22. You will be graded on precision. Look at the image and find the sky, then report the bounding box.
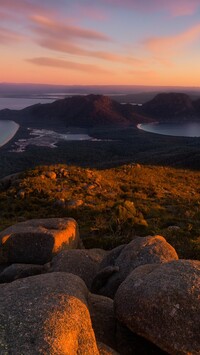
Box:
[0,0,200,86]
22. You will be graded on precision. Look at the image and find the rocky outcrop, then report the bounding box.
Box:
[92,235,178,298]
[0,218,80,264]
[0,272,99,354]
[0,215,199,355]
[114,260,200,354]
[50,248,107,289]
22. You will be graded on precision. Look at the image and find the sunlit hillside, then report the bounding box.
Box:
[1,164,199,260]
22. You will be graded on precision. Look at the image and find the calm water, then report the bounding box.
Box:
[0,120,19,147]
[0,96,59,148]
[0,97,55,110]
[138,122,200,137]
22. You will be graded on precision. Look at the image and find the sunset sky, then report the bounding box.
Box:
[1,0,200,86]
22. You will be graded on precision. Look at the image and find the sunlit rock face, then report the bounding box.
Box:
[0,272,99,354]
[0,218,80,264]
[114,260,200,355]
[91,235,178,298]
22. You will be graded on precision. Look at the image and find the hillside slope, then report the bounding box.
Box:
[0,95,149,128]
[0,164,199,260]
[141,93,200,120]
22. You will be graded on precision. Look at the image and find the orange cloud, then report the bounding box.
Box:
[31,15,111,42]
[143,24,200,56]
[37,37,142,65]
[27,57,111,74]
[0,27,24,44]
[30,15,142,66]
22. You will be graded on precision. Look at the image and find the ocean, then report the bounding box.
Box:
[0,97,55,148]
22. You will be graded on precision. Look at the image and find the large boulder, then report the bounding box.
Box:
[50,248,107,289]
[0,218,80,264]
[0,263,46,283]
[92,236,178,298]
[116,321,167,355]
[0,272,99,354]
[88,293,116,350]
[115,260,200,355]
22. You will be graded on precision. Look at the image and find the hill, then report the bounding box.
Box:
[0,94,149,128]
[141,92,200,120]
[0,163,199,260]
[1,93,200,128]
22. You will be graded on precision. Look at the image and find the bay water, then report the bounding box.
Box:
[0,120,19,147]
[138,122,200,137]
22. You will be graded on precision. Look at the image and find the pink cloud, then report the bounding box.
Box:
[26,57,111,74]
[143,24,200,55]
[0,26,24,44]
[0,11,14,21]
[31,15,111,42]
[38,37,142,65]
[30,15,142,65]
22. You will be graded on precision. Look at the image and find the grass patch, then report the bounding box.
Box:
[0,163,200,260]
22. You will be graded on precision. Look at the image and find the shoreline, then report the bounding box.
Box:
[0,121,20,148]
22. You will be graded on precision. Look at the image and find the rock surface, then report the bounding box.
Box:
[88,293,116,350]
[0,263,46,283]
[97,342,119,355]
[92,235,178,298]
[0,272,99,354]
[116,317,167,354]
[115,260,200,355]
[0,218,80,264]
[50,248,107,289]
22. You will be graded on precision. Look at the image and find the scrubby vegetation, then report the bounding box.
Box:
[0,164,199,260]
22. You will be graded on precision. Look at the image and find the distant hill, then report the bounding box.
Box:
[1,93,200,128]
[141,93,200,120]
[0,94,149,128]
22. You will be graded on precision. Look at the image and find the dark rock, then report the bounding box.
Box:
[97,342,119,355]
[116,321,167,355]
[115,260,200,355]
[93,235,178,298]
[88,293,116,350]
[0,263,45,283]
[91,266,120,294]
[99,244,126,269]
[0,218,80,264]
[50,248,107,289]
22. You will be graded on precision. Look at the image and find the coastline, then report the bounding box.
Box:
[0,121,20,148]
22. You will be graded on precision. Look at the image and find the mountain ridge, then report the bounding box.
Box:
[141,92,200,120]
[0,94,150,128]
[0,93,200,128]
